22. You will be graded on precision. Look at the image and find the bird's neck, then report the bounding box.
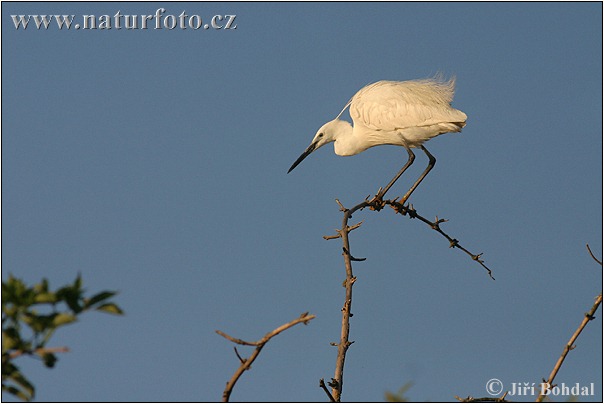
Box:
[332,121,363,156]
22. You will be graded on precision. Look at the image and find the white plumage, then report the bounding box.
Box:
[288,76,467,201]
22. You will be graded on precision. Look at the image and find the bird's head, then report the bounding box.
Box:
[288,119,352,173]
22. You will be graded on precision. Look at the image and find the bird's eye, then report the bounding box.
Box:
[318,133,324,138]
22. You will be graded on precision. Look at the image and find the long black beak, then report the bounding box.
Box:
[287,141,318,173]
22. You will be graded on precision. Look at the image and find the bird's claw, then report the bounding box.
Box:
[368,193,386,211]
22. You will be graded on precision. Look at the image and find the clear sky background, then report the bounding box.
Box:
[2,2,602,402]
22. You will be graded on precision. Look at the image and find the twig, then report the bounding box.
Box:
[384,199,495,279]
[347,221,364,233]
[215,330,258,346]
[319,378,336,402]
[343,247,366,262]
[586,243,602,266]
[535,294,602,402]
[326,198,494,279]
[8,346,70,359]
[323,221,363,240]
[535,245,602,402]
[216,312,316,402]
[233,347,245,364]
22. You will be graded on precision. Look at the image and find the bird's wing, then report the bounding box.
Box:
[347,78,467,131]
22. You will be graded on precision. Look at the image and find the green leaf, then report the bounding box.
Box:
[2,328,21,351]
[22,311,74,335]
[22,313,47,333]
[3,277,36,308]
[95,303,124,315]
[83,291,116,309]
[33,292,57,304]
[2,274,123,402]
[2,384,33,402]
[56,286,82,314]
[32,279,49,294]
[52,313,77,327]
[73,273,83,291]
[2,361,35,401]
[2,331,31,354]
[2,304,18,318]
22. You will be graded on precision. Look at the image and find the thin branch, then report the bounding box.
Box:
[586,243,603,266]
[384,199,495,279]
[216,312,315,402]
[336,196,494,278]
[233,347,245,364]
[347,221,364,233]
[335,199,347,212]
[329,199,368,402]
[8,346,70,360]
[215,330,258,346]
[535,294,602,402]
[343,247,366,262]
[323,220,363,240]
[319,378,336,402]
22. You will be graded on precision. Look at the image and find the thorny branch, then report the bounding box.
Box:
[324,196,493,402]
[385,199,494,279]
[535,245,602,403]
[324,197,494,279]
[319,198,495,402]
[327,199,364,402]
[216,312,315,402]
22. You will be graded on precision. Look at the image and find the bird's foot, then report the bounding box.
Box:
[368,190,386,211]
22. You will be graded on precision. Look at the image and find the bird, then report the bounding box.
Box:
[287,76,467,203]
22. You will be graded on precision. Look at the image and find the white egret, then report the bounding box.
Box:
[288,76,467,202]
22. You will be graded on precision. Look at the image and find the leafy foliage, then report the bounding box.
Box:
[2,274,123,401]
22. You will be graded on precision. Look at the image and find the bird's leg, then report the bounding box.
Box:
[373,145,415,201]
[398,145,436,205]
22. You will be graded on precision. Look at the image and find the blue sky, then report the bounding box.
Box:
[2,2,602,402]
